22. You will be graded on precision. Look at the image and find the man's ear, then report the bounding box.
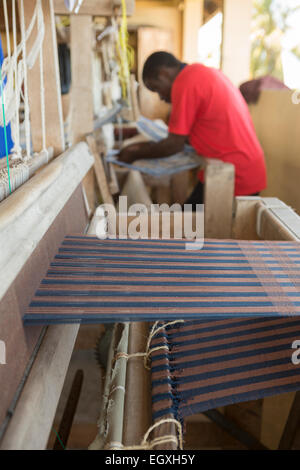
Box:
[157,66,169,80]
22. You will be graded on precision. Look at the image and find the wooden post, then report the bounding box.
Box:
[22,0,65,156]
[182,0,204,63]
[70,14,96,211]
[53,0,135,16]
[86,135,114,206]
[221,0,252,86]
[204,159,235,238]
[70,15,93,144]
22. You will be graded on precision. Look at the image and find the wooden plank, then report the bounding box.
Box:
[53,0,135,16]
[257,198,300,449]
[204,159,235,238]
[0,204,101,450]
[129,73,140,122]
[70,15,93,144]
[279,391,300,449]
[260,393,295,450]
[231,196,300,449]
[258,198,300,241]
[0,184,88,443]
[86,135,114,206]
[122,322,152,446]
[0,324,80,450]
[23,0,65,156]
[108,163,120,195]
[182,0,204,63]
[0,142,93,303]
[221,0,252,86]
[232,196,261,240]
[70,14,96,212]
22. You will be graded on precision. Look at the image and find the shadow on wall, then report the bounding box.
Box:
[248,89,300,214]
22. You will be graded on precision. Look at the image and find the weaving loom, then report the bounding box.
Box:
[150,318,300,421]
[25,235,300,324]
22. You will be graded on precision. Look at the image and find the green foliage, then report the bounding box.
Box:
[251,0,300,80]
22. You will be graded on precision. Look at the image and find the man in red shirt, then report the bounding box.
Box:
[118,51,267,205]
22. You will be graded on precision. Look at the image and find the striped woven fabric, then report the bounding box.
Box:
[24,234,300,324]
[150,318,300,421]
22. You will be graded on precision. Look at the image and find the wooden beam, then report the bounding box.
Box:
[221,0,252,86]
[0,206,101,450]
[0,142,93,303]
[86,135,114,206]
[70,14,96,211]
[0,324,80,450]
[204,158,235,238]
[232,196,261,240]
[182,0,204,63]
[22,0,65,156]
[70,15,93,144]
[53,0,135,16]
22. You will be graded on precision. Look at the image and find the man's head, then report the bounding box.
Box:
[142,51,182,104]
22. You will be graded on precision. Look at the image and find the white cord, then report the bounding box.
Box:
[20,0,32,159]
[75,0,85,14]
[11,0,21,158]
[38,0,47,152]
[3,0,11,59]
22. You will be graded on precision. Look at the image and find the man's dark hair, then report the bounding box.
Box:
[142,51,181,83]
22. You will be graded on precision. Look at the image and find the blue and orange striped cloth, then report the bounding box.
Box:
[150,318,300,421]
[24,235,300,324]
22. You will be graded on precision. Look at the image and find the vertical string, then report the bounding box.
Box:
[38,0,46,152]
[12,0,21,158]
[3,0,11,60]
[20,0,31,159]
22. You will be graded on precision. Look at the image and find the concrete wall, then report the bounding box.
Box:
[128,1,183,120]
[221,0,252,86]
[128,1,182,58]
[249,89,300,214]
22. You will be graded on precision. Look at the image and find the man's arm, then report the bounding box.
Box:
[117,133,187,164]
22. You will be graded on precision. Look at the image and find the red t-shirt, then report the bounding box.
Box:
[168,64,267,195]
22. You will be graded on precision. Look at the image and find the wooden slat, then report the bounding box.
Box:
[0,324,80,450]
[53,0,135,16]
[123,323,152,446]
[204,159,235,238]
[86,135,114,206]
[258,198,300,241]
[0,204,100,450]
[256,197,300,449]
[70,14,96,212]
[232,196,261,240]
[0,143,93,303]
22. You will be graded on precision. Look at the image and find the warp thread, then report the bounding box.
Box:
[105,418,183,450]
[113,320,184,370]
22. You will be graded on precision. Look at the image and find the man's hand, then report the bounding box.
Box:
[117,133,187,163]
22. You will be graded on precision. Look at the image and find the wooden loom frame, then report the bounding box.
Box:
[93,172,300,450]
[1,0,298,450]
